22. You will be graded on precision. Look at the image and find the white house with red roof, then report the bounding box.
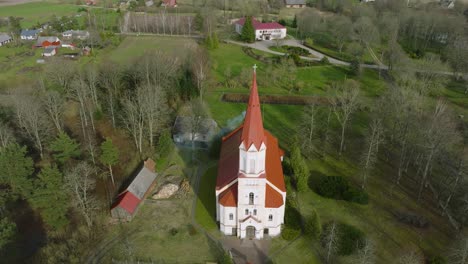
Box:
[235,17,287,41]
[215,65,286,239]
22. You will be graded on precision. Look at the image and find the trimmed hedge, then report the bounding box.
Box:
[312,175,369,205]
[321,222,365,256]
[222,93,330,106]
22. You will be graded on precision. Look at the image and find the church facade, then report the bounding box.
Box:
[215,66,286,239]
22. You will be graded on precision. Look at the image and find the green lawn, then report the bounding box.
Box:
[107,35,196,63]
[195,166,218,231]
[0,2,79,28]
[0,45,43,87]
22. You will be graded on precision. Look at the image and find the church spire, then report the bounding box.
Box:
[241,65,265,149]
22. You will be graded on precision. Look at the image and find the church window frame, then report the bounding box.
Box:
[253,209,257,216]
[268,214,273,221]
[229,213,233,220]
[245,209,249,215]
[249,192,254,205]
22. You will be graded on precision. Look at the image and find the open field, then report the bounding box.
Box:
[0,2,79,28]
[107,35,197,63]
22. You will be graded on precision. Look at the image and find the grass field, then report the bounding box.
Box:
[195,166,219,231]
[0,2,79,28]
[107,35,197,63]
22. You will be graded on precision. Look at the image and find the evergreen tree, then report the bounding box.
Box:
[212,32,219,49]
[31,165,69,230]
[0,143,34,199]
[50,132,81,164]
[195,12,204,32]
[292,15,298,28]
[0,217,16,250]
[241,16,255,43]
[350,59,361,76]
[99,138,119,186]
[290,143,309,192]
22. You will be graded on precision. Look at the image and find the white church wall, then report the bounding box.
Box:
[239,142,266,176]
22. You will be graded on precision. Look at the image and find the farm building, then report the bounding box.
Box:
[161,0,177,7]
[235,17,286,41]
[62,30,90,40]
[36,36,61,47]
[172,116,218,149]
[111,159,158,221]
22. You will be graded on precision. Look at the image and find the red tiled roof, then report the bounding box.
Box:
[235,17,286,30]
[162,0,177,7]
[265,184,284,208]
[241,70,265,150]
[264,131,285,192]
[216,126,242,190]
[219,182,238,207]
[111,191,141,214]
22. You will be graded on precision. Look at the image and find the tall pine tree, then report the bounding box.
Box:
[31,165,69,230]
[241,16,255,43]
[50,132,81,164]
[99,138,119,186]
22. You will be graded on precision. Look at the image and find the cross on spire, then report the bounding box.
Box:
[253,64,257,73]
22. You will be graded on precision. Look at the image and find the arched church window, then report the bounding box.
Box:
[249,192,254,205]
[253,209,257,215]
[229,213,233,220]
[268,214,273,221]
[245,209,249,215]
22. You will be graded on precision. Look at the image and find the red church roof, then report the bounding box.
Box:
[241,68,266,150]
[111,191,141,214]
[235,17,286,30]
[216,66,285,208]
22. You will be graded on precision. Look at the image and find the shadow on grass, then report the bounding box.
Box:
[195,166,218,230]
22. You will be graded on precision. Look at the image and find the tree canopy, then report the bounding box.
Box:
[50,132,81,164]
[241,16,255,43]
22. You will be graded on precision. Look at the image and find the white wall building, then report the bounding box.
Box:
[215,65,286,239]
[235,17,287,41]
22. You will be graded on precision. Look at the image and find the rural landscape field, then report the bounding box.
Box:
[0,0,467,263]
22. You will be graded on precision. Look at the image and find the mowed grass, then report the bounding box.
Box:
[0,45,43,87]
[0,2,78,28]
[195,166,218,231]
[108,35,196,63]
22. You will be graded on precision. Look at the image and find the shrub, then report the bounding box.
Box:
[315,176,369,205]
[429,256,446,264]
[282,157,293,175]
[304,210,321,239]
[350,59,361,76]
[281,226,301,241]
[169,228,178,236]
[320,56,330,65]
[284,201,301,230]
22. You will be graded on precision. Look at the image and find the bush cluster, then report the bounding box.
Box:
[313,175,369,204]
[282,45,310,56]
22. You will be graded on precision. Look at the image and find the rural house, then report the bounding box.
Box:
[41,46,57,57]
[235,18,286,41]
[36,36,60,47]
[161,0,177,7]
[62,30,90,40]
[172,116,218,149]
[215,65,286,239]
[0,34,12,46]
[20,29,40,40]
[285,0,306,8]
[111,159,158,221]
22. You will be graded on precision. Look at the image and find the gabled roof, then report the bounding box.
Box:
[127,159,157,199]
[285,0,306,5]
[21,29,40,37]
[0,34,12,43]
[219,182,238,207]
[265,184,283,208]
[162,0,177,7]
[111,191,141,214]
[235,17,286,30]
[241,68,265,150]
[37,36,60,46]
[43,46,56,53]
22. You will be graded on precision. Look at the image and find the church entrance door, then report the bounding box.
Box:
[246,226,255,239]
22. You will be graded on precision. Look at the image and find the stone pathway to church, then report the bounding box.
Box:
[221,237,271,264]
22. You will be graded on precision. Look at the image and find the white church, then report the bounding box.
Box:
[215,65,286,239]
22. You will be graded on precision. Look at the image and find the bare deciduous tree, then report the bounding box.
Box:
[64,162,98,228]
[42,90,65,134]
[0,122,14,149]
[99,62,122,128]
[448,237,468,264]
[190,46,209,101]
[354,238,375,264]
[12,91,52,158]
[329,79,360,155]
[360,118,384,189]
[322,221,339,264]
[300,104,318,154]
[121,91,145,154]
